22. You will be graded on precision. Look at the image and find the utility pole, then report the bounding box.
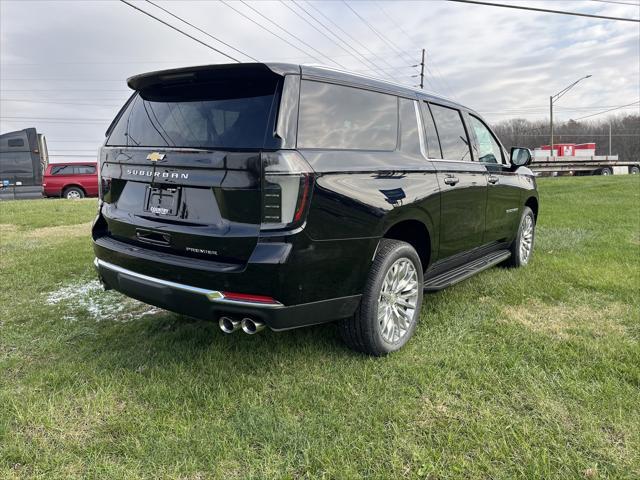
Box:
[549,95,554,160]
[420,49,425,89]
[549,75,592,161]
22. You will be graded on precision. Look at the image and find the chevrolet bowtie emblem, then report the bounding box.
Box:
[147,152,165,162]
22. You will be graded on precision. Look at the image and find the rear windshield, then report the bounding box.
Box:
[106,80,278,149]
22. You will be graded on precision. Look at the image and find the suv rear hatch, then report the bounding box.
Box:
[96,64,286,264]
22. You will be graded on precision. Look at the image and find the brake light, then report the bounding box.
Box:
[261,151,314,231]
[97,149,111,201]
[221,291,280,305]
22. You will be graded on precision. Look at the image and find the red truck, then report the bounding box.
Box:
[43,162,98,199]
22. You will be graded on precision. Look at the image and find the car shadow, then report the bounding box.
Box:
[67,309,358,375]
[63,289,455,378]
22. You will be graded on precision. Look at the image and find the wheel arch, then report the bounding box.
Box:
[382,219,432,272]
[62,184,86,197]
[525,196,538,220]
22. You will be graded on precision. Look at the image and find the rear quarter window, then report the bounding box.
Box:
[75,165,96,174]
[297,81,398,150]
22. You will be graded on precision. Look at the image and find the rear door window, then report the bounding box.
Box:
[51,165,73,175]
[429,103,472,161]
[420,102,442,159]
[297,80,398,150]
[106,79,278,149]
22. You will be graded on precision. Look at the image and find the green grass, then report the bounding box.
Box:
[1,176,638,479]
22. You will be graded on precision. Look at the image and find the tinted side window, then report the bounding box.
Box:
[298,81,398,150]
[421,102,442,159]
[75,165,96,174]
[398,98,421,156]
[8,139,25,147]
[51,165,72,175]
[469,115,503,164]
[429,104,471,161]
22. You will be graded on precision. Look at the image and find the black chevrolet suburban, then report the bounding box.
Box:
[93,63,538,356]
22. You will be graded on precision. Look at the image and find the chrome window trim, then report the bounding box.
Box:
[413,100,428,160]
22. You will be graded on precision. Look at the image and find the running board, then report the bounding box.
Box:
[423,250,511,291]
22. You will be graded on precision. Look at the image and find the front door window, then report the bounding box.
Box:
[469,115,504,164]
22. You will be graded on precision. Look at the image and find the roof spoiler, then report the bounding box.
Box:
[126,63,300,90]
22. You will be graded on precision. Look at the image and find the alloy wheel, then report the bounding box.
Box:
[377,258,419,344]
[519,214,534,264]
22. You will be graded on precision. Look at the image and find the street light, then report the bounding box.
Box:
[550,75,592,159]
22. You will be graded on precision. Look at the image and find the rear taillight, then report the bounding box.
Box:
[261,151,313,231]
[97,149,111,201]
[221,291,281,305]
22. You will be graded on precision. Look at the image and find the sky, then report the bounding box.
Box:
[1,0,639,162]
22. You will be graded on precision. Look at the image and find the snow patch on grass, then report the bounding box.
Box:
[46,279,162,322]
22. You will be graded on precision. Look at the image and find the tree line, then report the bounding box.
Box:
[491,114,639,161]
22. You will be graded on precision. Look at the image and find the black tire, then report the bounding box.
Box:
[339,239,424,356]
[505,206,535,268]
[63,186,85,199]
[630,166,639,175]
[600,167,612,176]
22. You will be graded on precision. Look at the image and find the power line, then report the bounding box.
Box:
[446,0,640,22]
[1,116,110,121]
[374,1,416,46]
[341,1,436,88]
[118,0,241,62]
[0,89,129,92]
[590,0,640,6]
[0,78,124,81]
[279,1,379,74]
[482,104,640,113]
[571,101,640,120]
[342,1,414,64]
[220,0,327,65]
[0,49,419,66]
[236,1,337,67]
[1,99,122,107]
[499,133,639,137]
[145,0,259,62]
[302,1,403,73]
[291,0,394,80]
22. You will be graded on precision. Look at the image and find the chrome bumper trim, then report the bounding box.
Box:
[94,258,283,308]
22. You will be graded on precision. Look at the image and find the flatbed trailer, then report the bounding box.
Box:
[530,156,639,176]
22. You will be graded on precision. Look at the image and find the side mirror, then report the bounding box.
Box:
[510,147,533,167]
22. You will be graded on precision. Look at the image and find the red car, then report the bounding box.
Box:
[43,162,98,199]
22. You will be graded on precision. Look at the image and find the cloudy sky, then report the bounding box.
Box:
[1,0,638,161]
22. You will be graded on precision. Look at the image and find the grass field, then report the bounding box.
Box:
[1,176,639,479]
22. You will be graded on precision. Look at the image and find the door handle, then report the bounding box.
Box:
[488,175,499,184]
[443,175,459,186]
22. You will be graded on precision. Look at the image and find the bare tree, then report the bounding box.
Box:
[492,114,640,160]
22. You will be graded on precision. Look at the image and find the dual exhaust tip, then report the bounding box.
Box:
[219,316,265,335]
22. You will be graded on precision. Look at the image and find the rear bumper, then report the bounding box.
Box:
[94,257,361,330]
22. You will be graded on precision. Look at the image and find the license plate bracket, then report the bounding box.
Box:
[144,186,181,216]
